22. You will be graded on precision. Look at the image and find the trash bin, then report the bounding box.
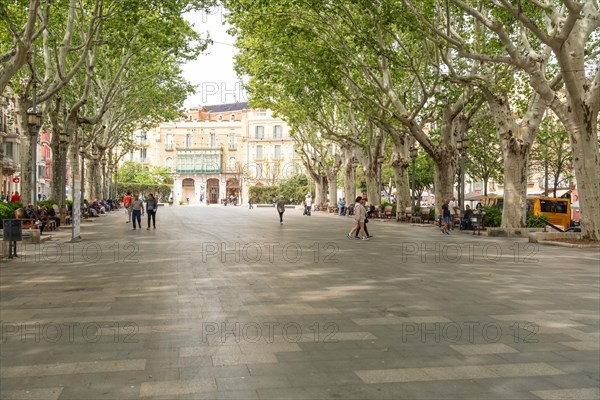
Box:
[2,219,22,259]
[3,219,22,242]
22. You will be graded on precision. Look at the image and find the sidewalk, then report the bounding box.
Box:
[1,206,598,399]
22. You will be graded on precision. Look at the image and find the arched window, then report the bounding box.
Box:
[228,156,237,171]
[165,157,173,170]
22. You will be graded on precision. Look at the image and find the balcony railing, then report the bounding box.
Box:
[165,143,174,151]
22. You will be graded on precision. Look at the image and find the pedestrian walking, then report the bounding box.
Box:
[305,193,312,216]
[347,196,369,240]
[276,196,285,224]
[123,191,132,223]
[441,199,451,234]
[145,193,158,229]
[131,193,144,230]
[449,197,458,231]
[354,197,373,238]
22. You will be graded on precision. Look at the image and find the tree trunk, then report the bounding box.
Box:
[501,144,529,228]
[314,175,327,209]
[326,170,337,208]
[343,156,355,211]
[432,145,456,217]
[85,157,93,201]
[104,167,111,199]
[363,169,379,207]
[66,141,80,204]
[481,86,543,229]
[391,152,410,218]
[50,135,67,203]
[570,133,600,240]
[91,159,101,200]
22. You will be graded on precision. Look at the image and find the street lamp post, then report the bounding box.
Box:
[457,137,470,214]
[27,111,42,205]
[410,145,418,213]
[27,53,42,206]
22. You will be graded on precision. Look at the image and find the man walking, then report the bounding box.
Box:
[305,193,312,216]
[123,191,132,223]
[130,193,144,230]
[449,197,458,231]
[276,196,286,224]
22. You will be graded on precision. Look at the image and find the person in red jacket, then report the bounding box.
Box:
[10,191,20,202]
[123,191,132,223]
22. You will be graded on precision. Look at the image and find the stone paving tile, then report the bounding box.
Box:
[355,362,566,384]
[530,387,600,399]
[0,387,63,400]
[352,316,453,325]
[215,375,292,391]
[559,341,600,351]
[449,343,519,355]
[469,376,562,396]
[212,352,279,366]
[139,378,217,397]
[139,390,260,400]
[356,368,432,383]
[0,359,146,378]
[485,362,566,377]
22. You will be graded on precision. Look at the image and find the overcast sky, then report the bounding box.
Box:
[182,6,248,109]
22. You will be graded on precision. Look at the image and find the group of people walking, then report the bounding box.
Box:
[123,192,158,230]
[347,196,373,240]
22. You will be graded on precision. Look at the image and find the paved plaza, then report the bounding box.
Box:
[1,206,599,399]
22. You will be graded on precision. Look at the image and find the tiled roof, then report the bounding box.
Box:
[203,102,250,113]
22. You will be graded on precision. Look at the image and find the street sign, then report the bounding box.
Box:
[12,177,20,183]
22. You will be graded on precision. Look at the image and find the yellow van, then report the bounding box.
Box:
[480,196,571,228]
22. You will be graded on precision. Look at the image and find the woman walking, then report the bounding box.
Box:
[146,193,158,229]
[347,196,369,240]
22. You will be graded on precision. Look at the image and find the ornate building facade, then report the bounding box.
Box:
[126,102,303,205]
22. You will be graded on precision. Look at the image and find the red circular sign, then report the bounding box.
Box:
[12,177,20,183]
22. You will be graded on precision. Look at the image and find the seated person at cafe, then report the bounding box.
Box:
[84,200,98,217]
[461,204,474,230]
[46,205,61,228]
[37,205,49,233]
